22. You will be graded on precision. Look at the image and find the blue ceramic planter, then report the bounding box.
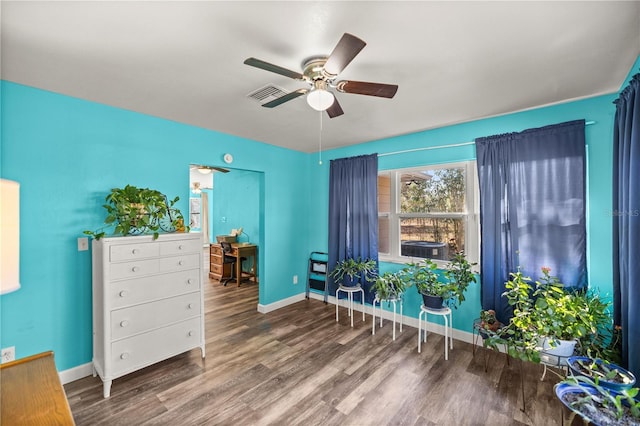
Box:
[568,356,636,391]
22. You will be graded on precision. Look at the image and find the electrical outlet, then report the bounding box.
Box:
[293,275,298,284]
[1,346,15,363]
[77,237,89,251]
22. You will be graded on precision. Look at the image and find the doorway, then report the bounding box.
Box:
[189,164,263,299]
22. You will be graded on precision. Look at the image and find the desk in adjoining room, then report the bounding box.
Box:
[209,243,258,286]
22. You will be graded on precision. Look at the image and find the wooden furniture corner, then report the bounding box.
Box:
[0,350,75,425]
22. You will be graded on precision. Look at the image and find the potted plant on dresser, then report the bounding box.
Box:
[85,184,186,239]
[406,251,476,309]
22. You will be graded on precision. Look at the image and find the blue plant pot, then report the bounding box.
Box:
[421,293,444,309]
[555,383,601,425]
[567,356,637,391]
[555,382,639,426]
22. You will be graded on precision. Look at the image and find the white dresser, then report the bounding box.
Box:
[91,233,205,398]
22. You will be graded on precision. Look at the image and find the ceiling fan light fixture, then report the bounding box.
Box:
[306,87,335,111]
[197,167,212,175]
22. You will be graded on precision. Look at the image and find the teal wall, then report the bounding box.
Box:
[211,169,261,246]
[0,81,310,371]
[1,54,638,373]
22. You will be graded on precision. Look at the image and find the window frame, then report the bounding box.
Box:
[378,160,480,270]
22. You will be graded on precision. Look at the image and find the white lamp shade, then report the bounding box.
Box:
[306,89,335,111]
[1,179,20,295]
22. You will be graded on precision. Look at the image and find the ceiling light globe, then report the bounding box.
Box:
[307,89,335,111]
[197,168,212,175]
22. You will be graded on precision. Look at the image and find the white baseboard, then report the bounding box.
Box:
[60,362,93,385]
[257,293,306,313]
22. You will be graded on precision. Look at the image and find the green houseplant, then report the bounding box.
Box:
[405,251,476,309]
[555,372,640,425]
[85,185,186,240]
[371,271,407,301]
[484,267,612,363]
[329,257,377,288]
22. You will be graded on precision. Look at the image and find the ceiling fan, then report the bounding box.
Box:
[244,33,398,118]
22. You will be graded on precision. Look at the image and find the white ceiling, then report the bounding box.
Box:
[2,1,639,153]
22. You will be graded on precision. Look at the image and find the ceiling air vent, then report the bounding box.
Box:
[247,84,288,104]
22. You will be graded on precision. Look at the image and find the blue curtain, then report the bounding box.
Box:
[613,73,640,377]
[476,120,587,323]
[328,154,379,304]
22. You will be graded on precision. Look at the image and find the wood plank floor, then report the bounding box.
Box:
[65,273,567,425]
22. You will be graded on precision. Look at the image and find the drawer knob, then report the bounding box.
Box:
[188,331,194,337]
[132,249,139,255]
[120,353,129,360]
[178,245,183,250]
[178,260,184,266]
[119,290,128,298]
[187,303,193,309]
[120,320,129,328]
[131,266,140,272]
[187,279,193,285]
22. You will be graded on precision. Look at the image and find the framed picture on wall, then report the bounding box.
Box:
[189,197,201,229]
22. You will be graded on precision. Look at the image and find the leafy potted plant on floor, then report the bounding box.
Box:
[85,184,186,240]
[532,267,611,358]
[405,251,476,309]
[484,267,612,363]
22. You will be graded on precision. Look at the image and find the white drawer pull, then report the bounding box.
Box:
[120,353,129,360]
[119,290,127,298]
[187,279,193,285]
[178,260,184,266]
[188,331,194,337]
[187,303,193,309]
[131,249,139,255]
[131,266,140,273]
[120,320,129,328]
[178,245,183,250]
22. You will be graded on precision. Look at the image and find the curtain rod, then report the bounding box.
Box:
[378,120,595,157]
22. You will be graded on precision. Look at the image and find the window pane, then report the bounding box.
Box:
[400,168,465,213]
[378,173,390,214]
[400,217,465,260]
[378,215,389,254]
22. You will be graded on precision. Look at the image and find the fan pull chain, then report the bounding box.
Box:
[318,111,323,165]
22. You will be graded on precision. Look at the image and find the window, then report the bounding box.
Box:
[378,161,479,265]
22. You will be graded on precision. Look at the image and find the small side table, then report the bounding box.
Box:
[336,285,365,327]
[418,304,453,360]
[372,294,403,340]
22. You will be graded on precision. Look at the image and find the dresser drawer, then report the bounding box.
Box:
[210,245,222,256]
[110,317,201,377]
[210,262,224,275]
[110,258,160,280]
[111,292,201,340]
[108,270,201,309]
[110,242,159,262]
[159,239,201,256]
[159,253,200,273]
